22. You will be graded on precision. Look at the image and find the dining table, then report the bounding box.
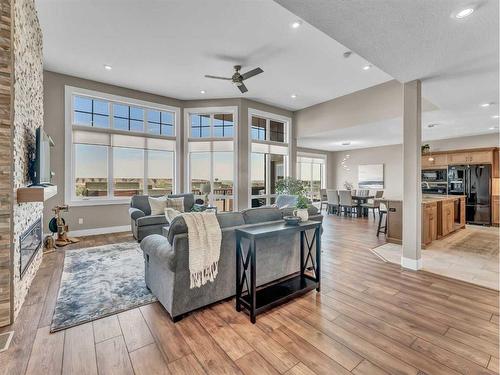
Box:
[351,195,374,217]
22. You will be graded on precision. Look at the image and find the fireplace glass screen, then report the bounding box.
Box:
[20,218,42,278]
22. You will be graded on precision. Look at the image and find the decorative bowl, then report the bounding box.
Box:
[283,216,301,226]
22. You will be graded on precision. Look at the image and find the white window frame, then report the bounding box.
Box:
[64,86,181,206]
[297,152,327,201]
[184,106,239,211]
[248,108,292,207]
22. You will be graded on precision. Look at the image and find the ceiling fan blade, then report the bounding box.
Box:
[238,83,248,93]
[241,67,263,80]
[204,75,232,80]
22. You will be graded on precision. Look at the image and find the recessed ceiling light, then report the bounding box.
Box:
[455,8,474,19]
[291,20,302,29]
[492,115,499,119]
[291,94,297,99]
[480,103,491,107]
[200,90,206,94]
[104,64,112,70]
[341,142,351,146]
[362,65,372,71]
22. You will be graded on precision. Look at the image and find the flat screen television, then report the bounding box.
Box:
[33,127,53,186]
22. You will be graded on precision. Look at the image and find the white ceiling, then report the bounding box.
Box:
[36,0,392,111]
[277,0,500,149]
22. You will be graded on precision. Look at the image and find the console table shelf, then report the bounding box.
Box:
[17,185,57,203]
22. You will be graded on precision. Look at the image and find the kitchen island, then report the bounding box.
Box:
[384,195,466,247]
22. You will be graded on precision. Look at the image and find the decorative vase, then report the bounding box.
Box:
[293,208,309,222]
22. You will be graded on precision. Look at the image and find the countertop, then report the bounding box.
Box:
[422,195,466,204]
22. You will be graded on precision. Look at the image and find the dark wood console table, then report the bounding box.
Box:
[235,220,321,323]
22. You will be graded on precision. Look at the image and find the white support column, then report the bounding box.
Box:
[402,80,422,270]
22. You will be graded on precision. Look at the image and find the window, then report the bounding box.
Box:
[249,110,290,207]
[186,107,237,212]
[297,154,326,202]
[66,86,179,205]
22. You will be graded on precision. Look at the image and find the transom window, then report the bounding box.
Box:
[66,87,179,206]
[190,113,234,138]
[251,116,286,143]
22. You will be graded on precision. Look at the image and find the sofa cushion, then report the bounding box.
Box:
[136,214,168,227]
[275,194,298,208]
[241,207,282,224]
[167,215,188,244]
[168,193,194,212]
[166,197,185,212]
[216,212,245,228]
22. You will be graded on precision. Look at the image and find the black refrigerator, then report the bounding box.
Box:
[448,165,491,225]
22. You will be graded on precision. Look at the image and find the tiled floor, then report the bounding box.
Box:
[372,225,500,290]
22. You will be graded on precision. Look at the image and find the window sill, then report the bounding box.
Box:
[68,198,131,207]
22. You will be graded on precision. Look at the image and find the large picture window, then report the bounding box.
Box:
[65,86,179,205]
[249,110,290,207]
[297,153,326,202]
[185,107,237,212]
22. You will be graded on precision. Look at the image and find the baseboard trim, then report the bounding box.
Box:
[67,225,131,237]
[401,256,422,271]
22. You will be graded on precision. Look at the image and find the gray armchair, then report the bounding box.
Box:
[129,193,196,241]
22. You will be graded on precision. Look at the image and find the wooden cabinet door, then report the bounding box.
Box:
[493,196,500,226]
[469,150,493,164]
[448,152,468,164]
[422,154,447,169]
[422,203,438,245]
[440,201,454,236]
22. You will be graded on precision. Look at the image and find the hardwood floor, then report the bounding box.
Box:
[0,215,498,375]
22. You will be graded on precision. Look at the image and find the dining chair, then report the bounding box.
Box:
[361,190,384,219]
[319,188,328,212]
[326,189,339,215]
[339,190,357,216]
[357,189,369,197]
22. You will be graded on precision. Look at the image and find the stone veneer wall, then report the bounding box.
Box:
[11,0,44,319]
[0,0,13,327]
[0,0,43,326]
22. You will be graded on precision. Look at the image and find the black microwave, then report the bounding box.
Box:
[422,169,447,182]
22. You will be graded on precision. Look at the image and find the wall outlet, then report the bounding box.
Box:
[78,218,83,225]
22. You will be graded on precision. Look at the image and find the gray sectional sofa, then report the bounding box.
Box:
[129,193,200,241]
[140,206,322,321]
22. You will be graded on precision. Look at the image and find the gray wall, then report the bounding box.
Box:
[43,71,293,232]
[329,144,403,199]
[426,133,499,151]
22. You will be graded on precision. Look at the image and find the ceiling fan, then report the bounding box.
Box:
[204,65,263,93]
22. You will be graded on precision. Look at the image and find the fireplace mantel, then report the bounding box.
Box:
[17,185,57,203]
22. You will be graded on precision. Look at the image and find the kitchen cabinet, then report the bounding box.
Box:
[422,202,438,245]
[448,150,493,165]
[422,154,448,169]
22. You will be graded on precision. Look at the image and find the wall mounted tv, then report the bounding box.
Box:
[33,127,54,186]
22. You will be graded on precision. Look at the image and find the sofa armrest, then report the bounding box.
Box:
[129,207,146,221]
[140,234,176,271]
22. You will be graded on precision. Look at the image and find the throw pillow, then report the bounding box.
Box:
[148,196,168,215]
[165,207,181,223]
[166,197,184,212]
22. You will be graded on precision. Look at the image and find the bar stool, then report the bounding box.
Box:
[376,201,388,237]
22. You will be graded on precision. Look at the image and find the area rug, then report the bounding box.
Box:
[51,242,156,332]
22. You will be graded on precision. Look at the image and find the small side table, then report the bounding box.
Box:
[235,220,321,323]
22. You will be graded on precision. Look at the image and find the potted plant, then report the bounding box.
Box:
[344,181,354,190]
[421,144,430,154]
[275,177,306,196]
[294,194,310,222]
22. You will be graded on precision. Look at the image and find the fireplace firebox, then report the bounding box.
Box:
[19,218,42,278]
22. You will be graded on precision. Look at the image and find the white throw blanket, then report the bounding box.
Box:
[181,211,222,289]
